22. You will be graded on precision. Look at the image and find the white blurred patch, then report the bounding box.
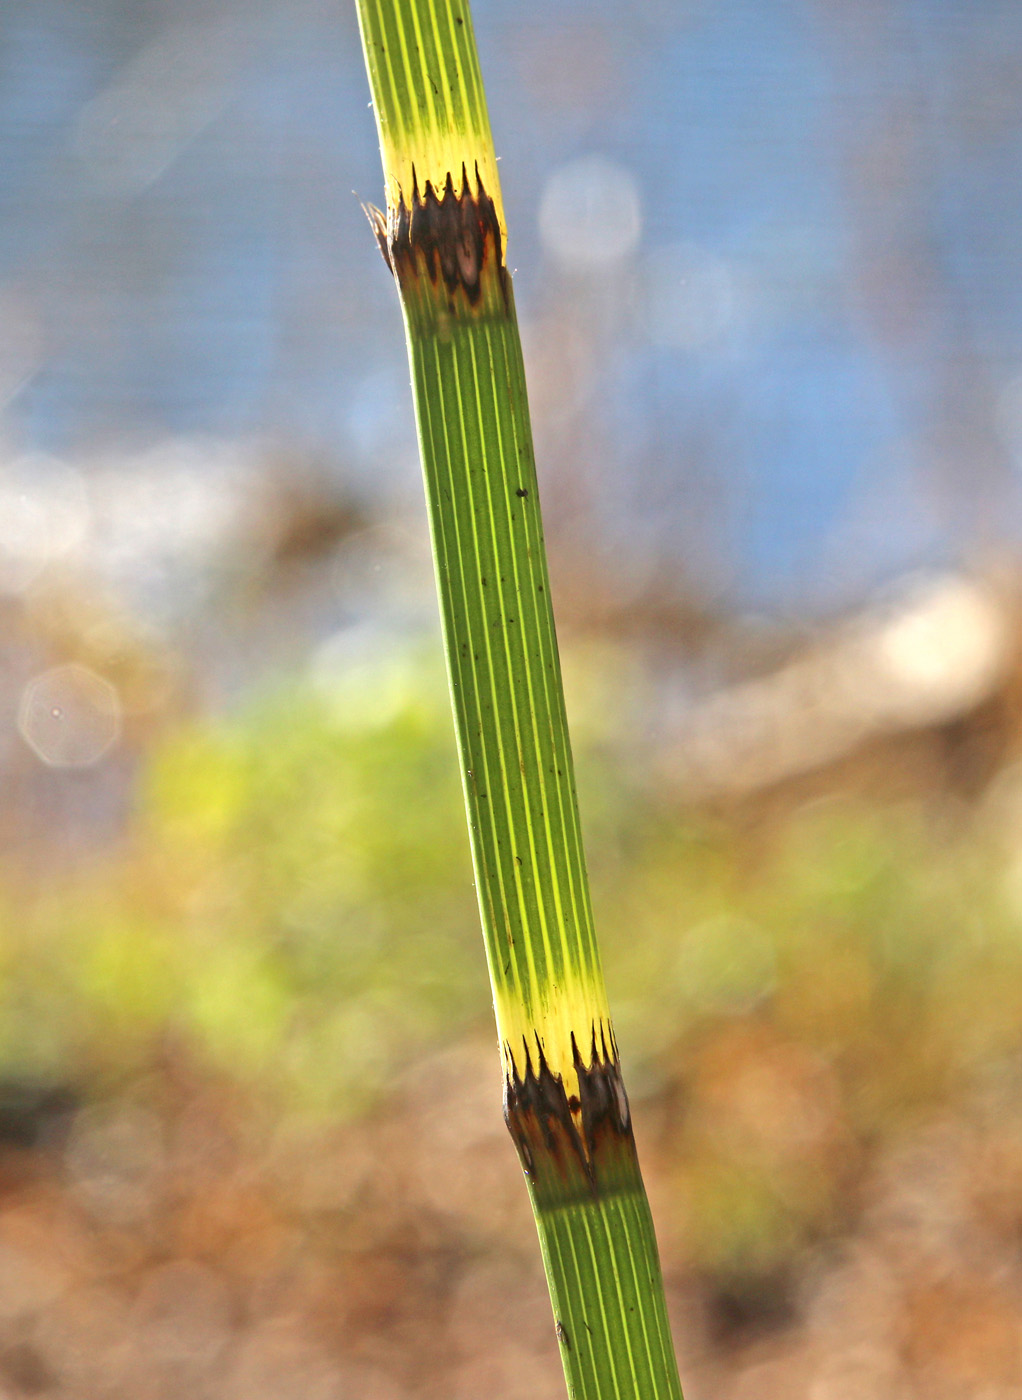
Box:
[84,436,266,615]
[18,663,121,769]
[876,577,1005,717]
[664,574,1011,798]
[539,156,642,269]
[0,455,91,593]
[88,438,256,569]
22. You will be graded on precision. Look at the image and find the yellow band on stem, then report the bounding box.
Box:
[356,0,505,237]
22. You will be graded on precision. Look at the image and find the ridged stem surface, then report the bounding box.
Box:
[355,2,685,1395]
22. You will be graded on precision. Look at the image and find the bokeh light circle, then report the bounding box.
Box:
[18,663,122,768]
[539,155,642,270]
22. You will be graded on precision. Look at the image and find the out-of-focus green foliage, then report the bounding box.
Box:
[4,640,1022,1290]
[2,646,486,1114]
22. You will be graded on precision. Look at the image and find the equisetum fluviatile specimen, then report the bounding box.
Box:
[355,3,685,1394]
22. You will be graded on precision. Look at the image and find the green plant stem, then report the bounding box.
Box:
[355,1,685,1394]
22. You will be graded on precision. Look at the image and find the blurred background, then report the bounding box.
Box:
[2,0,1022,1395]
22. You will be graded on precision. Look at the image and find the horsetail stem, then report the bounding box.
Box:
[355,4,685,1394]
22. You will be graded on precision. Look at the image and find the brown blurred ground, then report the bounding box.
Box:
[5,519,1022,1397]
[3,2,1022,1389]
[6,1041,1022,1398]
[5,478,1019,1388]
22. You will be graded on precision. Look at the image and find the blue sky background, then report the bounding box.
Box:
[1,0,1020,612]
